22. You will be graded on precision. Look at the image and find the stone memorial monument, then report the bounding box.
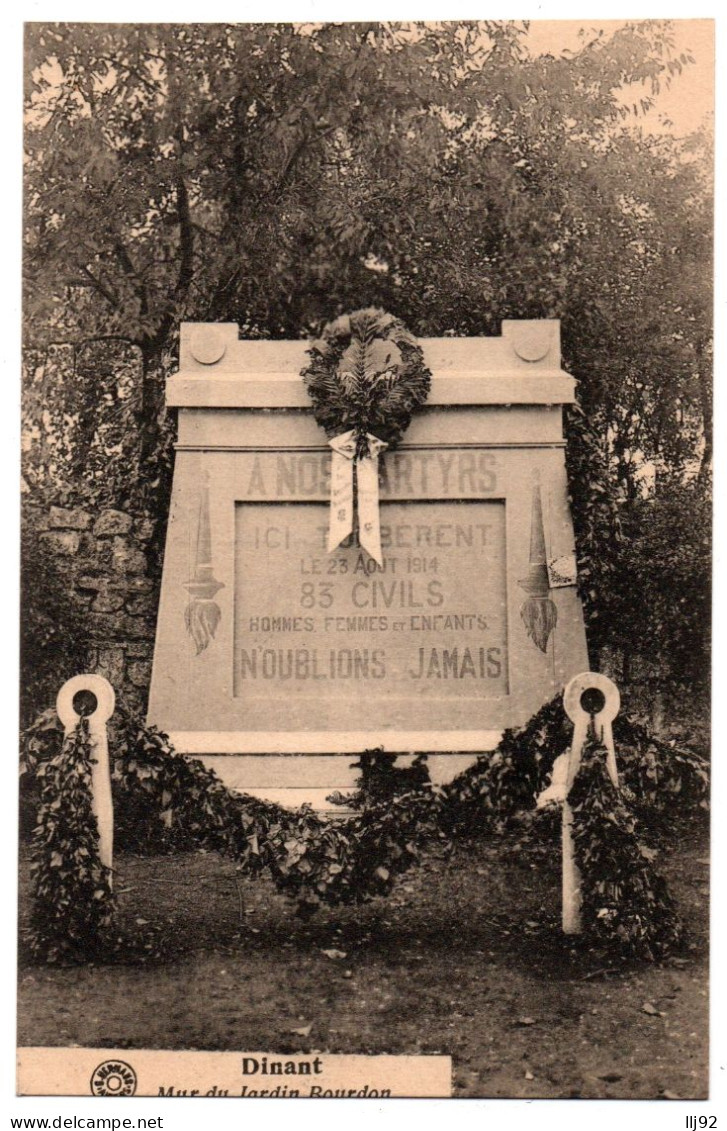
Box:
[148,317,588,806]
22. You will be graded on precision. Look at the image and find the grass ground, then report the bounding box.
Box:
[17,813,709,1100]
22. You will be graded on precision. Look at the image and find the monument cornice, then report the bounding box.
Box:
[167,320,577,409]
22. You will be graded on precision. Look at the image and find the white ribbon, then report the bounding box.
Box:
[328,430,357,556]
[328,430,388,565]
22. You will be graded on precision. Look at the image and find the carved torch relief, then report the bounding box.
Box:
[518,479,558,653]
[184,473,224,655]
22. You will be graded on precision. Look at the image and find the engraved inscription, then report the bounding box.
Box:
[234,501,509,703]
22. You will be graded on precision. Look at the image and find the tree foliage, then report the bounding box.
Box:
[20,522,90,725]
[608,477,711,685]
[24,23,710,440]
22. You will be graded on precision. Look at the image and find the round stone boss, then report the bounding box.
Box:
[511,323,553,362]
[57,674,116,731]
[189,326,227,365]
[563,671,620,726]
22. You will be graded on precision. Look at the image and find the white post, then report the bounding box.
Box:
[561,798,581,933]
[56,675,116,884]
[560,671,621,934]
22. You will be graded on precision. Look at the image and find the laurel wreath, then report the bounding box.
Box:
[301,308,432,457]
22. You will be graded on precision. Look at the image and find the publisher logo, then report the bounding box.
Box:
[90,1060,138,1096]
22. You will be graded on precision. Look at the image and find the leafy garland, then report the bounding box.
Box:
[301,308,431,457]
[20,696,708,962]
[570,733,684,961]
[607,714,710,831]
[112,712,443,918]
[26,718,114,963]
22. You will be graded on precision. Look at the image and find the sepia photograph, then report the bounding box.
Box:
[16,15,714,1105]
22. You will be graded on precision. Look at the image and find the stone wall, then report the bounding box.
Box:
[36,503,159,716]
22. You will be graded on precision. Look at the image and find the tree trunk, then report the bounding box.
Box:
[136,343,176,578]
[650,680,665,737]
[139,342,166,470]
[696,345,712,484]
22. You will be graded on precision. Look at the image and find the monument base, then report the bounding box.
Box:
[196,748,494,810]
